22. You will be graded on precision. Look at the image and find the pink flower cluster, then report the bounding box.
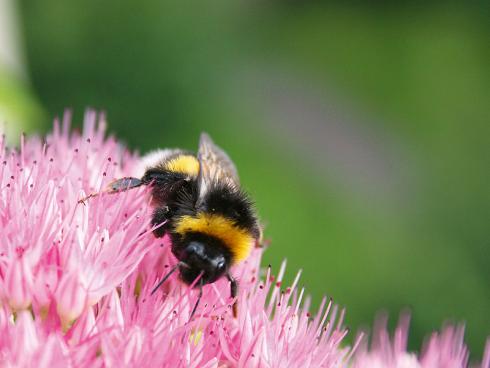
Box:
[353,314,489,368]
[0,111,488,367]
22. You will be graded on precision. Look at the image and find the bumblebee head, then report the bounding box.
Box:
[176,234,231,285]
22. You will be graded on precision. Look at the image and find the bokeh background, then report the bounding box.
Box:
[1,0,488,357]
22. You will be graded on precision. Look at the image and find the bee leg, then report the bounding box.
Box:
[78,177,143,204]
[189,279,204,322]
[227,273,238,318]
[151,206,170,238]
[107,177,143,192]
[150,262,181,295]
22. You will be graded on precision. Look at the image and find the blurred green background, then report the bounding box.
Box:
[1,0,489,357]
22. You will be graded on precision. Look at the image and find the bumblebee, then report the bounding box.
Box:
[86,134,261,318]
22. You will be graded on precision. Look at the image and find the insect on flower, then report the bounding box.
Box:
[80,133,262,320]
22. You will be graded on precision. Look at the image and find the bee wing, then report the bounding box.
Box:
[197,133,239,201]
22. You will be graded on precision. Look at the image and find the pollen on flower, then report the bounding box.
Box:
[0,110,487,367]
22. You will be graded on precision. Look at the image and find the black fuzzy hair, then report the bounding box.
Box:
[199,182,260,238]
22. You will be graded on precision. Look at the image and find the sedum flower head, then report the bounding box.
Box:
[0,111,487,367]
[352,314,490,368]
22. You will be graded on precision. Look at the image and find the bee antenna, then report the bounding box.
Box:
[189,278,204,322]
[150,262,185,295]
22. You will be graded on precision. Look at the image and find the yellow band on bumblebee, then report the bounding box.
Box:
[174,213,253,264]
[165,155,199,176]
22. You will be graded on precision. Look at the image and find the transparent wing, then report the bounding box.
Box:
[197,133,239,201]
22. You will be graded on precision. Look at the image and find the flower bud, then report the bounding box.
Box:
[55,272,88,328]
[4,257,33,310]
